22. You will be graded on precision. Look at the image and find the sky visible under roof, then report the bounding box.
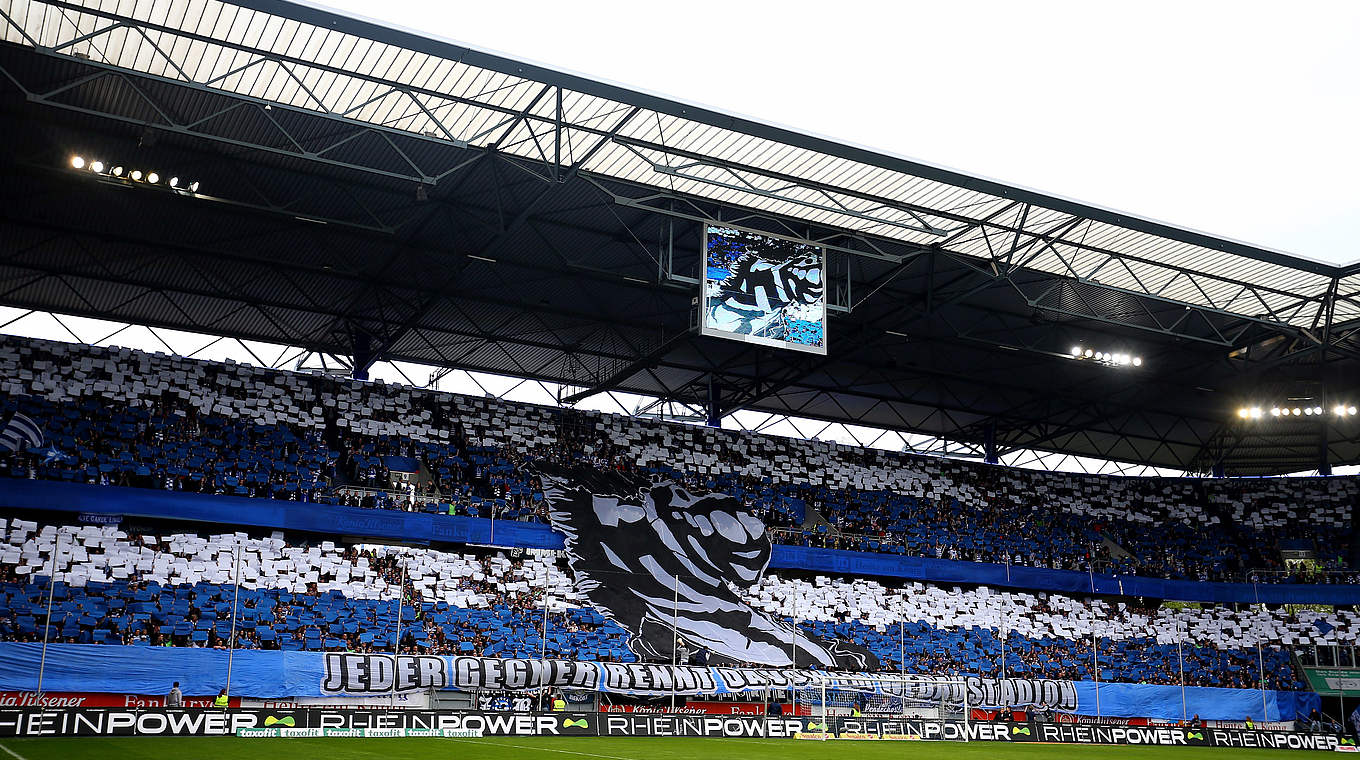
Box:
[315,0,1360,267]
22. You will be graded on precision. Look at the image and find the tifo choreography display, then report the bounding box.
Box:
[1,335,1353,586]
[541,465,876,669]
[0,0,1359,752]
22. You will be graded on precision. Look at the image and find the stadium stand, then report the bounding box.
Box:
[0,520,1343,690]
[2,334,1355,586]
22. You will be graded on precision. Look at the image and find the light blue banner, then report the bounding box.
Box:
[0,643,1316,721]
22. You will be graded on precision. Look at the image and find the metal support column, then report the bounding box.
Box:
[353,331,374,382]
[984,422,999,465]
[706,376,722,428]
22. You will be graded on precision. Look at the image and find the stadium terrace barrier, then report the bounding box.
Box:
[0,709,1344,749]
[0,644,1319,722]
[5,480,1360,605]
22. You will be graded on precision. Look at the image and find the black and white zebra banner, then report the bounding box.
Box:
[538,465,877,671]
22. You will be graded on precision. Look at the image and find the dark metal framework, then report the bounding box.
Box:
[0,0,1357,474]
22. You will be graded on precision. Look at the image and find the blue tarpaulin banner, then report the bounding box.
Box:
[381,456,420,473]
[0,479,564,551]
[0,643,1315,722]
[765,545,1360,605]
[3,480,1355,605]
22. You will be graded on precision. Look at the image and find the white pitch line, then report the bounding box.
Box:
[0,743,29,760]
[449,737,642,760]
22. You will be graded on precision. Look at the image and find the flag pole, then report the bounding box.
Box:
[36,529,62,699]
[538,587,550,711]
[1091,605,1100,721]
[671,574,679,712]
[1258,642,1268,722]
[1177,620,1186,722]
[224,540,242,706]
[390,561,405,708]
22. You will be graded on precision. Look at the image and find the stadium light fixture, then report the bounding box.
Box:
[65,157,198,194]
[1068,346,1142,368]
[1251,402,1348,420]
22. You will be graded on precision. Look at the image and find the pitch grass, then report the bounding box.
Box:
[0,737,1339,760]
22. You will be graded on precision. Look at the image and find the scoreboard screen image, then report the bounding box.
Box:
[700,225,827,355]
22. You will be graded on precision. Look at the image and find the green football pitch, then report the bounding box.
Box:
[0,737,1336,759]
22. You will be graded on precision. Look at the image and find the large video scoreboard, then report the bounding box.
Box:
[700,225,827,355]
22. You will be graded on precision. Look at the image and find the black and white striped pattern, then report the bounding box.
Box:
[0,412,43,453]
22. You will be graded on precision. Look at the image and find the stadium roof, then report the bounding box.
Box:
[1,0,1358,474]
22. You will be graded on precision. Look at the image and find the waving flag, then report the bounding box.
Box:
[40,445,73,466]
[0,412,43,453]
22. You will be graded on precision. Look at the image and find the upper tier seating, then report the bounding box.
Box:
[1,334,1355,583]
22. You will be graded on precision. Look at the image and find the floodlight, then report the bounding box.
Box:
[169,177,179,188]
[146,172,159,184]
[188,181,200,192]
[1132,357,1143,366]
[71,156,85,169]
[90,161,104,173]
[1292,407,1302,416]
[111,166,124,177]
[130,170,143,181]
[1070,347,1081,357]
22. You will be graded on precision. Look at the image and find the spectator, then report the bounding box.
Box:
[166,681,183,707]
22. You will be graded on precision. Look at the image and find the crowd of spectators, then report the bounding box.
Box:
[1,334,1356,586]
[0,521,1324,689]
